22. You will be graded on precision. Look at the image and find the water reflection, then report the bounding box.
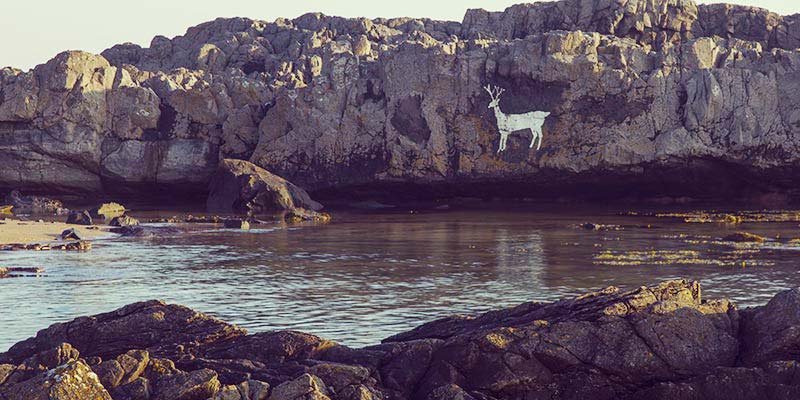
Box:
[2,207,800,351]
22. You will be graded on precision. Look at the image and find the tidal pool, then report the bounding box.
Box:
[2,204,800,351]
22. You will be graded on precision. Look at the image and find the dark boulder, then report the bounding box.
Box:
[207,159,323,215]
[0,300,247,365]
[65,210,92,225]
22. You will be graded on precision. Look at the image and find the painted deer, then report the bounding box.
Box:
[484,85,550,152]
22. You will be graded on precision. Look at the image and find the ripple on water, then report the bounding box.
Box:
[3,209,800,351]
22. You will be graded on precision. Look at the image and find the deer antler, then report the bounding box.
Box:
[483,84,505,100]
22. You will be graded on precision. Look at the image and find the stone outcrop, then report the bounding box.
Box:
[207,159,323,214]
[6,281,800,399]
[2,0,800,201]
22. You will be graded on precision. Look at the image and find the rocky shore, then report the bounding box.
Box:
[2,280,800,399]
[3,0,800,202]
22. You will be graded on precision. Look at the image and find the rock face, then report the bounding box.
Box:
[207,159,323,214]
[5,281,800,399]
[2,0,800,200]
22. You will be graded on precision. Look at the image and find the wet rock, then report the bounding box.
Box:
[268,373,330,400]
[207,159,323,215]
[152,368,220,400]
[723,232,767,243]
[65,210,92,225]
[4,190,68,215]
[0,267,44,277]
[110,215,140,227]
[91,202,126,219]
[223,219,251,230]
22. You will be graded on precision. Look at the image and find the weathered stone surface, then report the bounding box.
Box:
[93,349,149,390]
[7,282,800,399]
[207,159,323,214]
[0,360,111,400]
[152,368,221,400]
[211,378,270,400]
[0,300,246,365]
[267,373,330,400]
[741,288,800,366]
[2,1,800,201]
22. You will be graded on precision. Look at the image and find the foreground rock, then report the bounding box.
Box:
[6,281,800,399]
[3,1,800,201]
[207,159,323,215]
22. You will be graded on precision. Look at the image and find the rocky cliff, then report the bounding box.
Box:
[2,0,800,200]
[4,280,800,399]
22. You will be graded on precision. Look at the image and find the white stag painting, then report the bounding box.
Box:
[484,85,550,152]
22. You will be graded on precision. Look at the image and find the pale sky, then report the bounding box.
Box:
[1,0,797,71]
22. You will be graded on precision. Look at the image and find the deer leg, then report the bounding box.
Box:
[498,132,507,152]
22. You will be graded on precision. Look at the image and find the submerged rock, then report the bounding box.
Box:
[207,159,323,215]
[723,232,767,243]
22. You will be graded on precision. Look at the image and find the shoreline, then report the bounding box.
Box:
[1,280,800,399]
[0,219,109,245]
